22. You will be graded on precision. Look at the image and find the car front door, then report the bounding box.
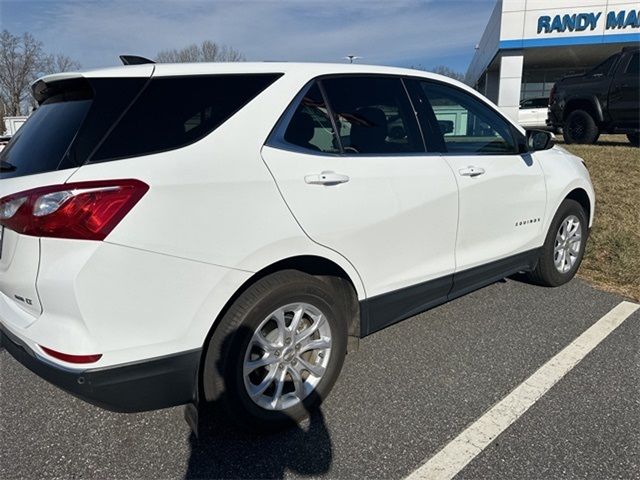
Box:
[261,76,459,332]
[413,80,547,284]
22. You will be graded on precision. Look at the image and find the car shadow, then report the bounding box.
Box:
[183,325,334,479]
[592,140,636,147]
[184,406,332,479]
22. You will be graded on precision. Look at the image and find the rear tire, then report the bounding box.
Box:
[527,199,588,287]
[563,110,599,144]
[202,270,347,431]
[627,133,640,147]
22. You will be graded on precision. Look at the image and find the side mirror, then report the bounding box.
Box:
[526,129,554,151]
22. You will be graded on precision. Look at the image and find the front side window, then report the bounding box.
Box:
[589,54,618,77]
[92,73,282,162]
[321,76,424,154]
[421,82,518,154]
[283,82,340,153]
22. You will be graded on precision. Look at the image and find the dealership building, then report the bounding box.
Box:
[467,0,640,121]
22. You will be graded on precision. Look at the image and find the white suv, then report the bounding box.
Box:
[0,62,594,430]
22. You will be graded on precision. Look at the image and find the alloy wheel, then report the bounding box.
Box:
[243,303,332,411]
[553,215,582,273]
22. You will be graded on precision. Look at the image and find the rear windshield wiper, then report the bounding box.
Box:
[1,160,17,172]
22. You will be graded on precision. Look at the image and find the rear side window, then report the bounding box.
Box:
[283,82,340,153]
[625,53,639,75]
[1,77,152,179]
[92,74,282,162]
[1,78,95,179]
[321,76,424,154]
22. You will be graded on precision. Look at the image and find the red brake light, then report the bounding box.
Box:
[0,179,148,240]
[39,345,102,364]
[549,85,556,105]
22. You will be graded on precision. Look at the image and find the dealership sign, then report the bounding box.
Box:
[537,9,639,34]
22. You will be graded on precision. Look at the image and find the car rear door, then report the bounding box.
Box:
[261,75,459,331]
[609,50,639,126]
[413,79,547,287]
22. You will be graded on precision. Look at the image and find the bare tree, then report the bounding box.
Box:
[156,40,244,63]
[0,30,81,116]
[430,65,468,84]
[44,54,81,74]
[0,31,45,116]
[0,100,5,134]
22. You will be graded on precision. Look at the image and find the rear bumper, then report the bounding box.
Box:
[0,324,200,412]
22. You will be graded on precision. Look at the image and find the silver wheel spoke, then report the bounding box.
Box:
[253,333,276,353]
[297,356,326,377]
[296,314,326,343]
[244,353,278,375]
[270,367,287,409]
[273,310,287,346]
[249,366,277,398]
[288,365,305,398]
[289,304,305,335]
[299,336,331,354]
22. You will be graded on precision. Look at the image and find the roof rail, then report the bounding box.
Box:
[119,55,156,66]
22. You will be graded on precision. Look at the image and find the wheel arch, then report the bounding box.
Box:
[565,188,592,225]
[564,97,603,123]
[198,255,362,393]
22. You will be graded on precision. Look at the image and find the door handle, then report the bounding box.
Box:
[458,166,486,177]
[304,171,350,185]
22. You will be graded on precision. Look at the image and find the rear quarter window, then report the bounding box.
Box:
[91,73,282,162]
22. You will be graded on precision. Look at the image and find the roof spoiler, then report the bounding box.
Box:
[119,55,156,66]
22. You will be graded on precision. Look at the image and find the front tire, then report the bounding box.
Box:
[527,199,588,287]
[563,110,599,144]
[202,270,347,431]
[627,133,640,147]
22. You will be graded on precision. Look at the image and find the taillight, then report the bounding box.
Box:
[39,345,102,364]
[0,179,149,240]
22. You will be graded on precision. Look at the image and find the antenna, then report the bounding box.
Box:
[119,55,155,66]
[344,55,362,64]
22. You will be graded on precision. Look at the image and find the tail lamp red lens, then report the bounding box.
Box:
[0,179,149,240]
[39,345,102,364]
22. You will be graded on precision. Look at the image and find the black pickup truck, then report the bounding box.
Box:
[548,46,639,146]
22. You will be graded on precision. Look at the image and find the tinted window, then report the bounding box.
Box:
[625,53,639,75]
[590,54,618,77]
[321,76,424,154]
[93,74,281,162]
[521,98,548,108]
[283,82,340,153]
[1,82,92,179]
[421,82,517,154]
[1,77,160,179]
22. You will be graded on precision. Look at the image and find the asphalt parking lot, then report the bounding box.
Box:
[1,277,638,480]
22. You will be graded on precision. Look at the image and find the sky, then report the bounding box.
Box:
[0,0,496,74]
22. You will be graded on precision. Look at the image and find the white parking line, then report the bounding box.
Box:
[405,300,640,480]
